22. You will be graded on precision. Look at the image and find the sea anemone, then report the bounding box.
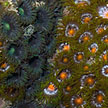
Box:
[0,11,22,41]
[101,65,108,77]
[25,55,44,79]
[74,0,90,6]
[58,43,70,52]
[17,0,36,24]
[88,43,98,54]
[91,90,105,107]
[3,41,27,65]
[79,32,93,43]
[71,95,86,108]
[98,6,108,19]
[80,74,96,89]
[81,13,93,24]
[34,5,53,33]
[25,80,40,99]
[27,32,45,55]
[101,35,108,44]
[5,65,28,87]
[23,24,35,37]
[44,82,58,96]
[65,23,79,37]
[74,52,84,63]
[57,69,71,82]
[0,61,10,72]
[96,25,107,34]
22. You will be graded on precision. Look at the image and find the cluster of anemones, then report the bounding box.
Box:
[44,0,108,107]
[70,90,105,108]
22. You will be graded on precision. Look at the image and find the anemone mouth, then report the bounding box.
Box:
[18,7,25,16]
[28,36,38,46]
[29,56,39,68]
[0,11,21,41]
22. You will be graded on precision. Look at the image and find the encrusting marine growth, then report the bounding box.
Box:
[38,0,108,108]
[1,0,108,108]
[0,0,63,107]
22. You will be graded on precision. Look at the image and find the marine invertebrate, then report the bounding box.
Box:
[26,31,45,55]
[0,11,22,41]
[40,0,108,107]
[65,23,79,37]
[80,74,96,88]
[74,0,90,6]
[17,0,36,24]
[0,0,62,107]
[0,62,10,72]
[79,32,93,43]
[88,43,98,54]
[25,55,44,79]
[81,13,92,24]
[74,52,84,63]
[101,35,108,44]
[24,24,35,37]
[98,6,108,19]
[3,41,27,65]
[5,65,28,87]
[59,43,70,52]
[96,25,107,34]
[44,82,58,96]
[91,91,105,107]
[57,69,71,82]
[71,95,86,108]
[101,65,108,77]
[34,5,53,33]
